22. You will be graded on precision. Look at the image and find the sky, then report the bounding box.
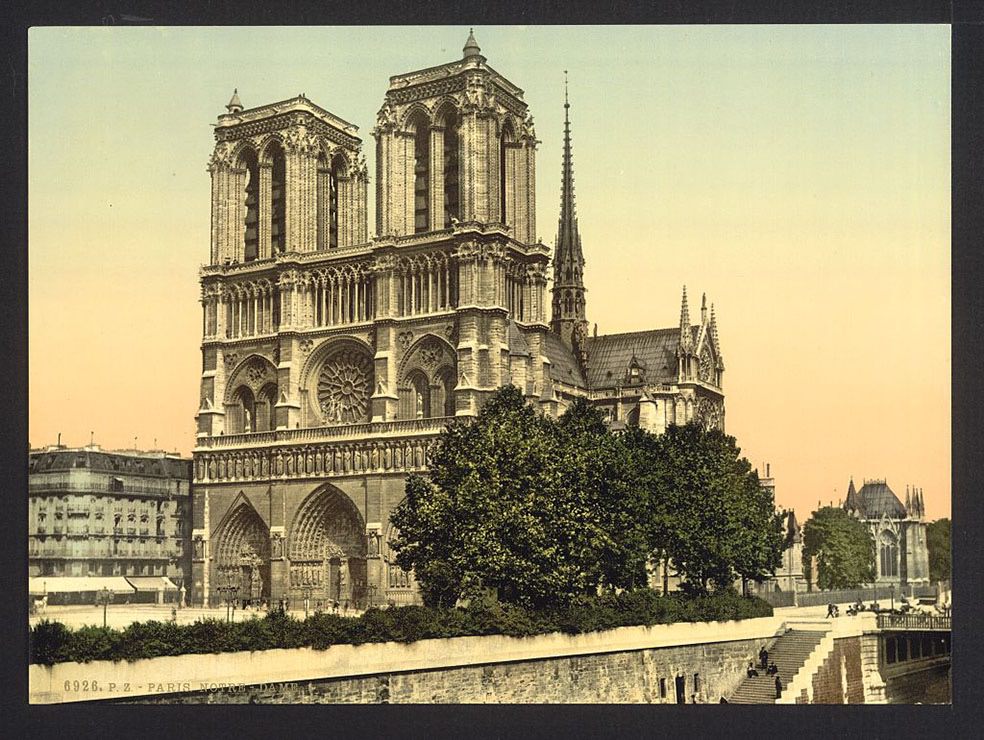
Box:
[28,25,951,520]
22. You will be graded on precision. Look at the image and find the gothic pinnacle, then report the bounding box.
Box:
[679,286,692,350]
[226,88,243,113]
[463,28,482,59]
[710,303,720,351]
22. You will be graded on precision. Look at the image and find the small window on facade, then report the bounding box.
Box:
[693,673,700,692]
[659,677,667,699]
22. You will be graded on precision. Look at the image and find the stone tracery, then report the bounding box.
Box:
[317,346,373,424]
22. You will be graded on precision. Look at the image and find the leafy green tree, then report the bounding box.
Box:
[555,399,651,591]
[926,518,951,583]
[392,386,604,609]
[392,389,784,607]
[645,423,784,595]
[801,507,876,590]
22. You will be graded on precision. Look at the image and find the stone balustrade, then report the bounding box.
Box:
[193,417,455,483]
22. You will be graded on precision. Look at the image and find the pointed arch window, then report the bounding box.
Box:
[316,153,341,251]
[242,149,260,261]
[270,145,286,254]
[410,372,430,419]
[879,531,899,578]
[255,383,278,432]
[500,120,516,226]
[411,113,430,233]
[232,386,256,434]
[443,110,460,227]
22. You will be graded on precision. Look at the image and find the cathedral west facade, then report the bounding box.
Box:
[190,32,725,608]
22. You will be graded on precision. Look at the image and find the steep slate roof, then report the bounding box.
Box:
[582,328,684,389]
[855,481,907,519]
[507,320,531,357]
[29,450,191,479]
[542,331,586,387]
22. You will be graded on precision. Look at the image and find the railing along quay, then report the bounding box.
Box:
[876,613,951,631]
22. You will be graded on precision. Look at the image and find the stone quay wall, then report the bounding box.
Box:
[31,615,786,704]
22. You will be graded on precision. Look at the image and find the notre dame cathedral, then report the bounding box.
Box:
[190,32,725,608]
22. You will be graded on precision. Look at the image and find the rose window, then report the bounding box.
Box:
[318,349,372,424]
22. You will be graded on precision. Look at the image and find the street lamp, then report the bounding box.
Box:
[216,575,239,623]
[302,585,313,619]
[94,586,113,628]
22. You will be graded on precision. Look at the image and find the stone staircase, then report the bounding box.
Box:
[728,629,827,704]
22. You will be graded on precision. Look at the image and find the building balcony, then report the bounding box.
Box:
[29,478,184,498]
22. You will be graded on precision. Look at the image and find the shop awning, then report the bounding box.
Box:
[29,576,135,596]
[125,576,179,592]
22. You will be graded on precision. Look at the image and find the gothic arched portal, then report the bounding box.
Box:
[287,485,367,606]
[211,499,271,605]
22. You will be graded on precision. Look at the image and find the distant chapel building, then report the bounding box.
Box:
[843,478,930,587]
[190,32,726,607]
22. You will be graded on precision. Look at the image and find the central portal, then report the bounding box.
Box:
[287,484,367,608]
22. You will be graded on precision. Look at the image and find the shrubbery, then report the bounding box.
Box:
[30,590,772,665]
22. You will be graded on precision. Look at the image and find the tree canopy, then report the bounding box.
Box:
[391,386,784,608]
[801,507,876,590]
[646,423,784,594]
[926,518,951,583]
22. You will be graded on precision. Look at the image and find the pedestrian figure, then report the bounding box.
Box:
[768,662,778,676]
[747,662,759,678]
[774,675,783,699]
[171,606,177,623]
[826,603,837,618]
[759,646,769,669]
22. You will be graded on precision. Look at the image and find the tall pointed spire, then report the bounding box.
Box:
[844,477,860,514]
[551,70,588,348]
